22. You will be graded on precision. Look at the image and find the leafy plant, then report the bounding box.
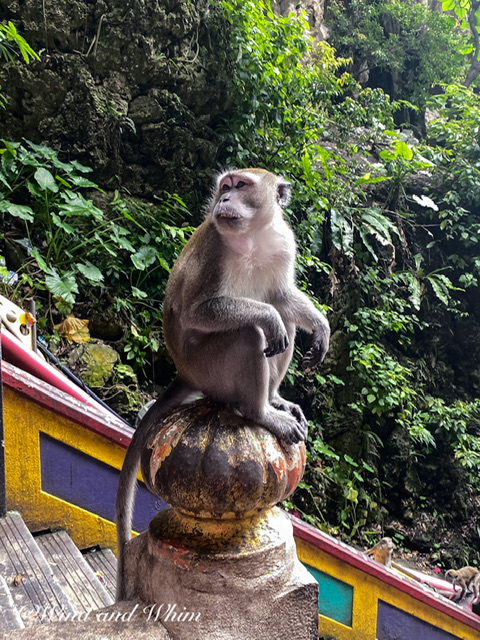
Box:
[0,139,193,372]
[0,22,40,109]
[0,22,40,64]
[327,0,466,105]
[411,398,480,489]
[440,0,480,86]
[289,434,379,538]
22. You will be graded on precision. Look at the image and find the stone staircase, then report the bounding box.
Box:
[0,511,116,632]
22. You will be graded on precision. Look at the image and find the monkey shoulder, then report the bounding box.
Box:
[167,223,223,290]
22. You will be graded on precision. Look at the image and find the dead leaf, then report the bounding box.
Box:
[55,314,90,343]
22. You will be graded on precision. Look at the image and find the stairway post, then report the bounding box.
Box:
[121,399,319,640]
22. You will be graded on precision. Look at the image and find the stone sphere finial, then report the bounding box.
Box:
[140,399,306,521]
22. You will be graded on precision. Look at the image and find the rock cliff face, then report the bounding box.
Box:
[0,1,328,202]
[0,0,230,200]
[275,0,327,39]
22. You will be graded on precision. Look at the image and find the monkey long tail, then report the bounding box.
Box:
[114,377,196,601]
[115,429,142,601]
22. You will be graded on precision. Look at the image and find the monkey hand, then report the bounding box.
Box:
[275,416,308,445]
[302,329,329,370]
[281,423,308,445]
[263,314,289,358]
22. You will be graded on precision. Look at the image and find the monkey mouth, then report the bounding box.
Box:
[216,211,241,221]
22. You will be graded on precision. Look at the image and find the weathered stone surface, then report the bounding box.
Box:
[274,0,327,39]
[142,399,306,520]
[67,341,119,388]
[123,507,318,640]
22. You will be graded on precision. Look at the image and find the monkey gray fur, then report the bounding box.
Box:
[115,168,330,600]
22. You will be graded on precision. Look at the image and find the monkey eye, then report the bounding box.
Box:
[235,181,246,189]
[221,183,230,192]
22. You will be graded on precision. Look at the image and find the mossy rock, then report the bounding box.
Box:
[67,341,119,388]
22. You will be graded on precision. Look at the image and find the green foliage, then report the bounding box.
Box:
[439,1,480,86]
[0,22,40,64]
[217,0,402,276]
[0,22,40,109]
[348,342,415,417]
[421,84,480,287]
[289,434,378,538]
[412,398,480,487]
[0,139,193,372]
[327,0,466,105]
[218,0,342,169]
[218,1,393,218]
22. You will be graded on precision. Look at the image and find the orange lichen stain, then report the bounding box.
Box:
[155,442,173,463]
[270,454,287,482]
[155,543,194,570]
[262,437,287,482]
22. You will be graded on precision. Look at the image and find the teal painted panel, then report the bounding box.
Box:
[304,563,353,627]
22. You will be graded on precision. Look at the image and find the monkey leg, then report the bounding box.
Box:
[182,327,306,444]
[451,586,466,602]
[266,327,309,439]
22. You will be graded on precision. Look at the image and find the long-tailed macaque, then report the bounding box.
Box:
[115,168,330,600]
[445,566,480,602]
[365,537,394,568]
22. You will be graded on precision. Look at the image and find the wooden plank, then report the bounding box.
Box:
[83,547,117,601]
[0,576,24,631]
[36,531,113,612]
[0,512,75,626]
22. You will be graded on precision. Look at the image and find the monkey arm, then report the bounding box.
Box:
[184,296,290,357]
[275,288,330,368]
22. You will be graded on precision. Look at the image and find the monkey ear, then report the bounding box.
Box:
[276,180,291,207]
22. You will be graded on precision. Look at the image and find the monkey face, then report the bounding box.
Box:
[210,169,289,235]
[212,172,259,232]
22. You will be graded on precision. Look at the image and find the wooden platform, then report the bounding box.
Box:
[0,512,75,626]
[0,576,23,630]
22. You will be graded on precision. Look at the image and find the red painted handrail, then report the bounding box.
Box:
[1,359,132,448]
[1,329,107,412]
